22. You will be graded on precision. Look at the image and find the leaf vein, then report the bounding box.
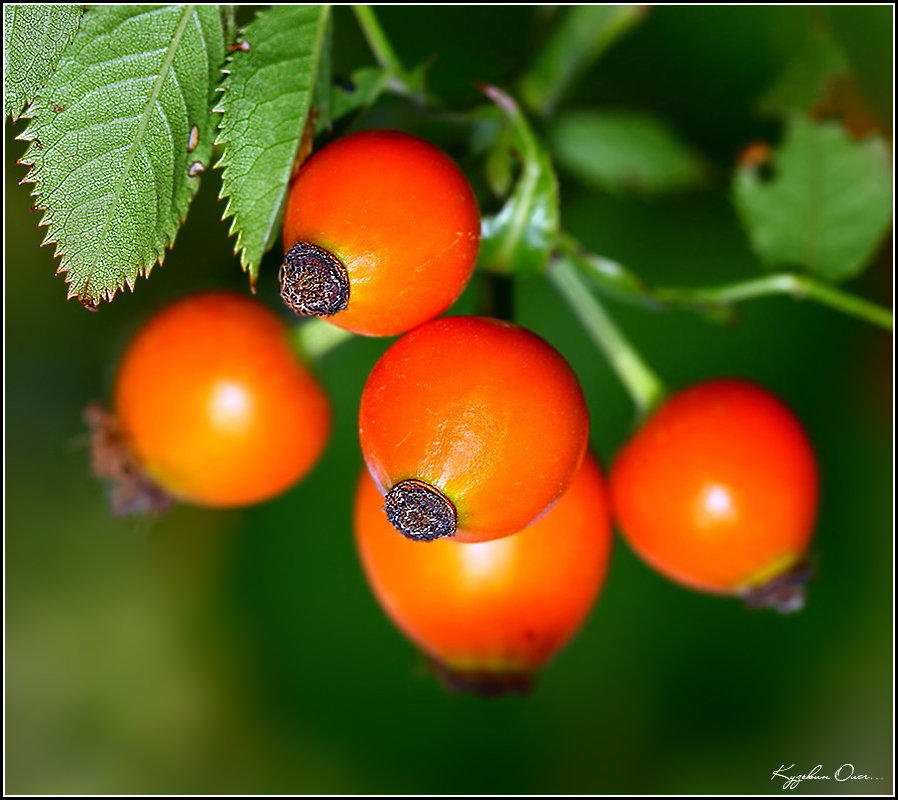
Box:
[83,5,197,297]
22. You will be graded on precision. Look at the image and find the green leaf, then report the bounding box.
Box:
[519,5,646,117]
[214,5,331,284]
[550,110,705,195]
[733,116,892,283]
[4,4,83,121]
[479,87,559,275]
[758,28,848,116]
[17,5,225,308]
[323,66,389,133]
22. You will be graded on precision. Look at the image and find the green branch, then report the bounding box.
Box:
[548,256,666,419]
[559,233,892,331]
[653,274,893,331]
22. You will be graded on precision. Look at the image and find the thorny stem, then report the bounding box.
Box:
[549,255,667,420]
[653,274,893,331]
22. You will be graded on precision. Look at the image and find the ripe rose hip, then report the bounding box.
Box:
[108,292,330,509]
[280,129,480,337]
[354,453,613,694]
[610,379,818,611]
[358,316,590,543]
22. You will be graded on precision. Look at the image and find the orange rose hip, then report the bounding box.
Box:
[354,453,612,693]
[281,130,480,337]
[610,379,818,611]
[113,292,330,508]
[359,316,589,542]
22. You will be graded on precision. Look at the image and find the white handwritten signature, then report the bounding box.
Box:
[772,763,882,790]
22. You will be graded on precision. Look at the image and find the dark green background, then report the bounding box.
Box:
[5,6,893,795]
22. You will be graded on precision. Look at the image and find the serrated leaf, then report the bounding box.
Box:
[214,5,331,284]
[322,66,389,134]
[550,110,704,195]
[479,87,559,275]
[17,5,225,307]
[733,116,892,283]
[4,4,83,121]
[758,28,848,117]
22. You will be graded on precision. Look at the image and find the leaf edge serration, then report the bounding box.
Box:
[213,4,333,286]
[14,5,225,308]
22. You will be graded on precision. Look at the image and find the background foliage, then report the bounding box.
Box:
[5,5,893,794]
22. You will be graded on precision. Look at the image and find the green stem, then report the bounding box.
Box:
[477,271,516,322]
[559,231,893,331]
[654,274,893,331]
[548,256,667,419]
[352,5,416,98]
[292,318,355,362]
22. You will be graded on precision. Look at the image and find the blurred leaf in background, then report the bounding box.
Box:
[518,5,646,117]
[550,109,705,195]
[733,116,892,282]
[757,27,848,117]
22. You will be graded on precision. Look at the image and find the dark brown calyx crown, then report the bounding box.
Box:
[427,657,535,698]
[280,241,349,317]
[384,479,457,542]
[743,559,814,614]
[84,402,172,516]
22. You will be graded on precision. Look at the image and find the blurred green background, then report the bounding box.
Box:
[5,6,893,795]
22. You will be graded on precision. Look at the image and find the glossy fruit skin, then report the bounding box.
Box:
[282,129,480,337]
[355,453,612,681]
[114,292,330,507]
[610,379,818,595]
[359,316,590,542]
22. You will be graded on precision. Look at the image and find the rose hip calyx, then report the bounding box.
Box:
[384,479,457,541]
[280,241,349,317]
